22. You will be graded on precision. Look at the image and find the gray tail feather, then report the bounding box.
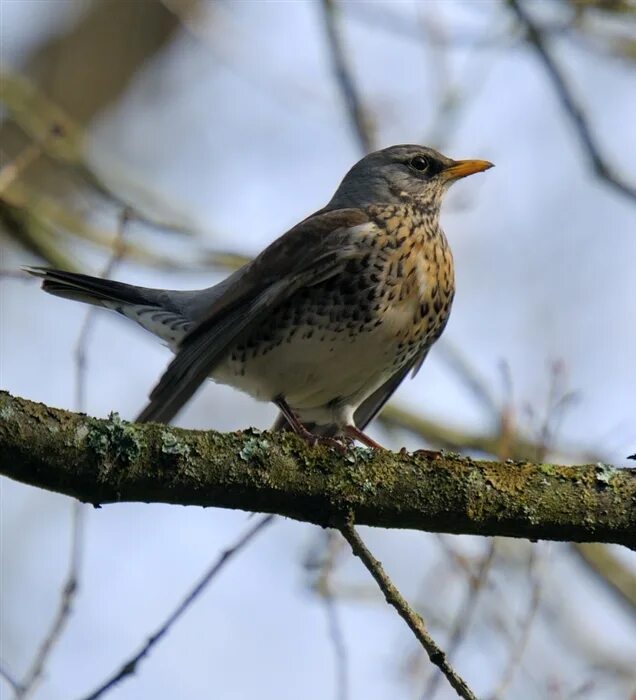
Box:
[25,267,161,309]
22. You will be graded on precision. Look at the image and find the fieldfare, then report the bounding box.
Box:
[29,145,492,448]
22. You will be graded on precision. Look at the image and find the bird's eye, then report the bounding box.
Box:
[409,155,430,172]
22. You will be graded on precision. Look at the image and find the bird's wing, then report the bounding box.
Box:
[353,349,430,430]
[136,208,372,424]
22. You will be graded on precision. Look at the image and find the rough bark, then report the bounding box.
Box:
[1,392,634,547]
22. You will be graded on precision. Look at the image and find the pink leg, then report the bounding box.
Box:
[344,425,384,450]
[275,398,347,453]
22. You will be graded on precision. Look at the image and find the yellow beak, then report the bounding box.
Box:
[442,159,494,181]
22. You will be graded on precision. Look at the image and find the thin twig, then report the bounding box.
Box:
[313,531,350,700]
[319,0,374,154]
[76,514,274,700]
[423,539,496,699]
[487,546,543,700]
[438,341,500,418]
[75,207,131,410]
[509,0,636,203]
[0,662,21,694]
[16,501,85,699]
[0,142,43,195]
[339,521,477,700]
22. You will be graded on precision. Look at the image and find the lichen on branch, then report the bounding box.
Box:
[1,391,634,547]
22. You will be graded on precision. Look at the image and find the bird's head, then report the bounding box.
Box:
[328,144,493,211]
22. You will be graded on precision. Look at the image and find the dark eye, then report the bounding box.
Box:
[409,155,430,172]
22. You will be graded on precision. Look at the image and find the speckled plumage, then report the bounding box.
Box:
[29,145,492,447]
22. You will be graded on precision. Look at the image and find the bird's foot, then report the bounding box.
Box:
[344,425,384,450]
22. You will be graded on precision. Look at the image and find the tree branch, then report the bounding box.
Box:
[339,521,477,700]
[1,392,634,547]
[509,0,636,204]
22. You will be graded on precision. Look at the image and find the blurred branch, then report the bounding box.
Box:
[0,185,198,272]
[0,663,20,694]
[340,521,477,700]
[509,0,636,203]
[572,542,636,613]
[312,531,350,700]
[1,70,192,233]
[487,547,542,700]
[78,514,273,700]
[75,208,131,410]
[319,0,375,154]
[16,502,85,700]
[1,392,635,547]
[422,540,496,699]
[343,3,519,49]
[379,403,543,461]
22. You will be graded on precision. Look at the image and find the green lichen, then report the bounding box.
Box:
[86,412,142,466]
[160,430,191,458]
[239,437,271,465]
[594,462,616,487]
[344,447,374,464]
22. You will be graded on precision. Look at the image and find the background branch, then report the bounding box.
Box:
[340,522,477,700]
[509,0,636,203]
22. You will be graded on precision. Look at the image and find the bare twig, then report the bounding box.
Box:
[509,0,636,203]
[339,521,477,700]
[1,70,192,234]
[16,501,85,699]
[423,539,496,699]
[11,205,127,696]
[438,341,500,418]
[343,2,520,50]
[312,531,350,700]
[487,546,543,700]
[572,542,636,614]
[0,663,21,694]
[76,514,274,700]
[319,0,374,154]
[75,208,131,410]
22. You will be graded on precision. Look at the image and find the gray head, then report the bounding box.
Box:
[327,144,493,211]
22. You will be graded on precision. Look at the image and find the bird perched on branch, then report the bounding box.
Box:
[28,145,492,449]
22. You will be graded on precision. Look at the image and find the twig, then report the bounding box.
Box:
[313,531,350,700]
[16,501,85,699]
[0,142,43,195]
[76,514,274,700]
[572,542,636,614]
[319,0,374,154]
[0,124,63,195]
[343,2,521,50]
[438,341,500,418]
[509,0,636,203]
[75,208,131,410]
[1,70,192,234]
[0,662,21,694]
[422,539,496,699]
[339,521,477,700]
[487,546,543,700]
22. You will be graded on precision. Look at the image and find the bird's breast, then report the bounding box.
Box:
[364,205,456,360]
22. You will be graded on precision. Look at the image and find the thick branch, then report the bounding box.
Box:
[1,392,634,547]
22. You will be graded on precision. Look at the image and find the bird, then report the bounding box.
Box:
[27,145,492,449]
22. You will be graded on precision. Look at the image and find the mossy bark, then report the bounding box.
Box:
[1,392,634,547]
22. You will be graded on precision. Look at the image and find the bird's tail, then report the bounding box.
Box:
[25,267,192,344]
[27,267,159,307]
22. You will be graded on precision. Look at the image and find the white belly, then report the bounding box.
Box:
[210,301,422,427]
